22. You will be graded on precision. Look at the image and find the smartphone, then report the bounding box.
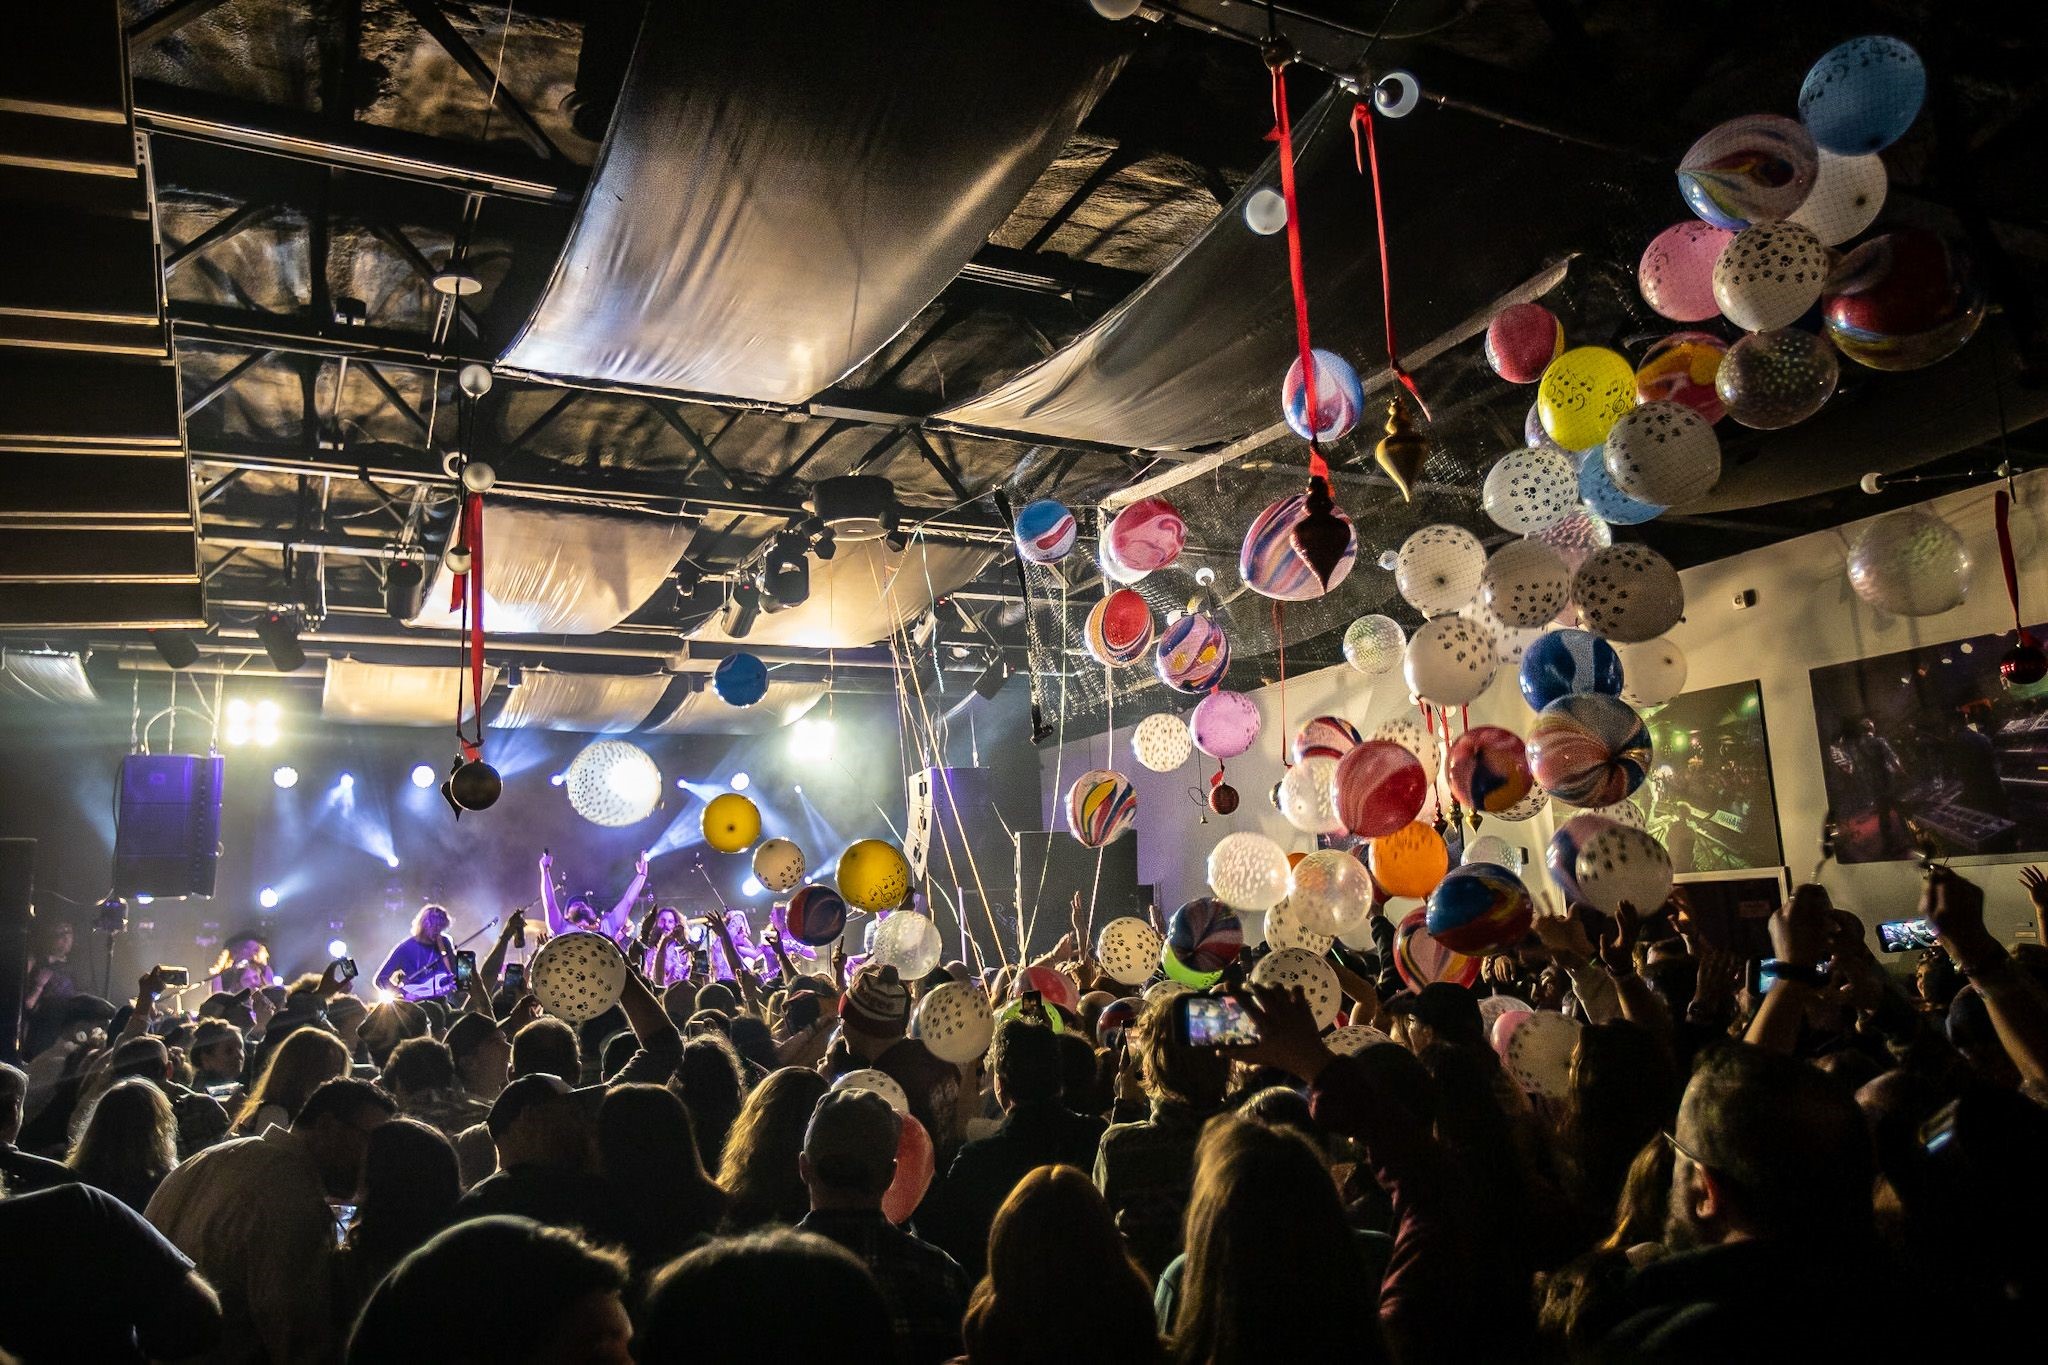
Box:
[1877,917,1938,953]
[502,962,526,991]
[157,965,190,987]
[332,1204,357,1248]
[1171,992,1261,1049]
[333,957,358,982]
[454,950,476,986]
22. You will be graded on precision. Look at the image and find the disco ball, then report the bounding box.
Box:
[565,740,663,827]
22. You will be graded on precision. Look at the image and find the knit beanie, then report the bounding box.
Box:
[839,963,911,1040]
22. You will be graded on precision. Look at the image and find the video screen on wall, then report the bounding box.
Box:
[1622,679,1785,874]
[1810,627,2048,864]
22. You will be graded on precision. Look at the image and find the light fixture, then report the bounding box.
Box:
[807,475,897,542]
[674,560,702,595]
[741,875,764,897]
[327,938,349,959]
[730,772,751,792]
[550,772,567,786]
[789,715,836,760]
[385,559,426,621]
[792,783,803,795]
[225,698,281,747]
[255,609,306,672]
[430,269,482,296]
[721,580,761,639]
[258,886,280,909]
[759,530,811,610]
[812,528,836,562]
[150,629,199,670]
[410,764,437,789]
[134,894,153,906]
[385,854,401,869]
[272,765,299,789]
[338,772,355,790]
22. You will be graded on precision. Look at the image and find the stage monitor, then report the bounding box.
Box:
[112,754,223,898]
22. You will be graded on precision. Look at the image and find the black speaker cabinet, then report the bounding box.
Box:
[112,754,223,898]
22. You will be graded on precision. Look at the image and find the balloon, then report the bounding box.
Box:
[1822,229,1985,372]
[1343,615,1407,676]
[1167,898,1244,973]
[1333,740,1428,838]
[1014,499,1077,563]
[1484,302,1565,384]
[1426,863,1535,955]
[786,885,848,947]
[1572,545,1686,644]
[1240,494,1357,601]
[1534,509,1613,574]
[1244,187,1287,234]
[1371,718,1440,783]
[1574,826,1675,916]
[1154,612,1231,693]
[871,911,942,980]
[1603,402,1722,508]
[1529,693,1653,807]
[1208,783,1240,816]
[1587,799,1647,830]
[1791,152,1888,246]
[565,740,662,827]
[837,840,912,912]
[1287,849,1374,938]
[714,653,769,707]
[1545,814,1618,902]
[752,838,806,892]
[703,792,763,853]
[1537,347,1636,451]
[1186,690,1259,761]
[1279,757,1346,836]
[834,1068,909,1114]
[1713,221,1830,333]
[1799,35,1925,155]
[1206,833,1290,912]
[529,931,627,1022]
[1482,447,1579,535]
[1019,965,1080,1014]
[1846,508,1971,616]
[1084,590,1154,667]
[1370,822,1451,900]
[1519,628,1623,710]
[1095,917,1163,987]
[1640,221,1734,322]
[1132,712,1194,773]
[1716,327,1840,429]
[1463,596,1543,668]
[1482,538,1572,629]
[1447,726,1535,813]
[1496,788,1549,823]
[1329,1024,1394,1055]
[1249,947,1342,1031]
[1404,615,1499,707]
[1617,638,1688,708]
[1105,497,1187,575]
[1634,331,1728,425]
[1578,448,1665,527]
[1066,770,1136,848]
[1392,905,1479,991]
[1263,896,1334,956]
[1282,347,1367,442]
[1097,996,1142,1043]
[912,981,994,1065]
[1677,114,1818,230]
[1502,1010,1580,1098]
[1291,715,1362,764]
[1463,834,1521,869]
[1098,535,1146,585]
[1394,524,1483,616]
[1160,946,1223,990]
[1478,994,1533,1041]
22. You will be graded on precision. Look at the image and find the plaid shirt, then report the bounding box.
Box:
[796,1208,968,1365]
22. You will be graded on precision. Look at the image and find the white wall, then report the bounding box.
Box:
[1042,469,2048,948]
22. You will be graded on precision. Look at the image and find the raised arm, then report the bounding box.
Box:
[606,853,649,937]
[610,954,684,1085]
[540,849,568,938]
[1746,884,1833,1054]
[1931,866,2048,1090]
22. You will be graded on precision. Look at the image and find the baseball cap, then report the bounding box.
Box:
[486,1073,571,1139]
[802,1087,901,1191]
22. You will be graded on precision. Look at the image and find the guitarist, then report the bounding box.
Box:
[375,904,458,1000]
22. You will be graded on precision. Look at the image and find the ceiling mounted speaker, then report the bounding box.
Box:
[807,475,897,542]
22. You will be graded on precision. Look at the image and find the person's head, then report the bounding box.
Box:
[638,1229,890,1362]
[199,991,257,1032]
[106,1034,174,1085]
[1389,982,1485,1052]
[717,1066,831,1229]
[1563,1021,1680,1211]
[486,1074,589,1172]
[597,1031,639,1083]
[348,1216,631,1365]
[727,1016,778,1075]
[1600,1131,1675,1254]
[564,895,600,930]
[596,1083,717,1200]
[1132,989,1230,1112]
[237,1025,349,1132]
[1666,1042,1874,1250]
[1915,952,1960,1010]
[653,906,681,936]
[359,1000,429,1070]
[32,919,73,958]
[799,1087,899,1211]
[351,1117,460,1261]
[411,904,450,943]
[990,1018,1062,1112]
[0,1061,26,1145]
[677,1033,747,1165]
[1173,1115,1385,1365]
[965,1165,1163,1365]
[1055,1030,1105,1114]
[1236,1085,1319,1149]
[383,1037,458,1099]
[446,1013,511,1100]
[293,1077,398,1201]
[837,963,911,1058]
[511,1016,581,1083]
[661,980,700,1030]
[188,1018,246,1086]
[695,981,737,1015]
[68,1076,176,1186]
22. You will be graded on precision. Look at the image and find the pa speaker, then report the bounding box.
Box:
[112,753,223,898]
[1012,831,1141,962]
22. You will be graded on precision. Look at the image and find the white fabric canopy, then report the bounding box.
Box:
[412,502,691,636]
[646,679,826,734]
[0,650,95,705]
[492,670,671,732]
[322,658,497,725]
[689,538,992,648]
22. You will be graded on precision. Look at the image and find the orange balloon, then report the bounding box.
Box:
[1369,822,1451,900]
[1286,850,1308,870]
[882,1113,934,1225]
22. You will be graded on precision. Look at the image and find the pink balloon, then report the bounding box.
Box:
[1019,965,1079,1013]
[882,1113,934,1224]
[1191,690,1261,759]
[1334,740,1427,838]
[1639,222,1734,323]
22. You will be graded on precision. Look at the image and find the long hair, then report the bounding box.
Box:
[677,1034,747,1170]
[235,1027,348,1134]
[717,1067,829,1230]
[68,1077,176,1202]
[350,1117,460,1264]
[1561,1022,1679,1228]
[409,904,449,940]
[597,1084,728,1237]
[963,1165,1164,1365]
[1170,1116,1387,1365]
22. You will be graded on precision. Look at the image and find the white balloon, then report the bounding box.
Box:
[1603,402,1722,507]
[1250,947,1342,1031]
[1396,524,1486,616]
[1343,615,1407,676]
[871,911,942,980]
[529,931,627,1022]
[1586,799,1646,830]
[1791,152,1887,246]
[1132,712,1194,773]
[1617,638,1689,707]
[1482,539,1573,628]
[1207,832,1291,911]
[1847,509,1971,617]
[1496,788,1549,822]
[753,838,806,893]
[1280,757,1347,836]
[1244,188,1288,235]
[1572,545,1685,643]
[1328,1023,1394,1055]
[1712,221,1830,332]
[1502,1009,1581,1098]
[1263,896,1334,956]
[912,981,994,1065]
[1287,850,1374,938]
[1463,834,1522,868]
[832,1068,909,1114]
[1404,615,1499,707]
[1371,718,1440,784]
[1573,826,1674,915]
[1482,448,1578,534]
[1095,916,1163,987]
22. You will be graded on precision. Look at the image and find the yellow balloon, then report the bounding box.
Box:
[702,793,762,854]
[837,839,911,913]
[1537,346,1635,451]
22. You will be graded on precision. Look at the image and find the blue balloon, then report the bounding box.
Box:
[1799,36,1925,156]
[713,652,768,707]
[1579,449,1665,526]
[1014,499,1077,564]
[1519,629,1623,711]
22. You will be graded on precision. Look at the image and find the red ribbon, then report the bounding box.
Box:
[1349,103,1430,422]
[451,491,487,759]
[1268,64,1329,483]
[1996,489,2033,646]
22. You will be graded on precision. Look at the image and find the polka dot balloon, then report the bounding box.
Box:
[1095,917,1163,987]
[1131,712,1194,773]
[1571,545,1686,644]
[1343,615,1407,677]
[1603,402,1722,507]
[1573,826,1675,916]
[1791,152,1887,246]
[1716,328,1839,429]
[1639,221,1734,323]
[1482,538,1572,629]
[1482,447,1578,535]
[1249,947,1342,1031]
[1395,525,1486,616]
[1578,453,1665,528]
[838,840,911,912]
[912,980,993,1064]
[1404,615,1499,707]
[1497,788,1549,823]
[1263,895,1335,956]
[1206,833,1290,912]
[1712,221,1830,333]
[752,838,806,893]
[1533,509,1612,573]
[1503,1009,1581,1098]
[1537,347,1636,451]
[1279,756,1347,836]
[1847,509,1971,617]
[1677,114,1818,230]
[530,931,629,1022]
[1545,814,1618,901]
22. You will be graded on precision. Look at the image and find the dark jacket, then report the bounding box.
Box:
[798,1207,968,1365]
[928,1100,1107,1276]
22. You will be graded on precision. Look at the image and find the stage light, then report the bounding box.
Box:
[338,772,355,790]
[255,609,306,672]
[677,777,690,789]
[327,939,348,959]
[789,715,836,760]
[385,854,401,869]
[259,887,279,909]
[742,876,764,897]
[224,698,281,747]
[731,772,751,792]
[550,772,567,786]
[150,629,199,670]
[792,784,803,795]
[760,531,811,610]
[272,765,299,789]
[384,559,426,621]
[410,764,436,789]
[721,580,761,639]
[135,894,153,905]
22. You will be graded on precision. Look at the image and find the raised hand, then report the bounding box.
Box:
[1533,902,1596,965]
[635,852,650,878]
[2019,866,2048,910]
[1595,902,1641,976]
[1924,865,1997,971]
[1235,983,1337,1085]
[1769,883,1834,968]
[539,849,554,871]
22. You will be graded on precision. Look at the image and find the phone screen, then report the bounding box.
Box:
[1877,918,1938,953]
[1178,994,1260,1048]
[454,950,476,985]
[157,966,190,987]
[502,962,526,990]
[334,957,358,982]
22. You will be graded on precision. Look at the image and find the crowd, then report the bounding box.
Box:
[3,860,2046,1364]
